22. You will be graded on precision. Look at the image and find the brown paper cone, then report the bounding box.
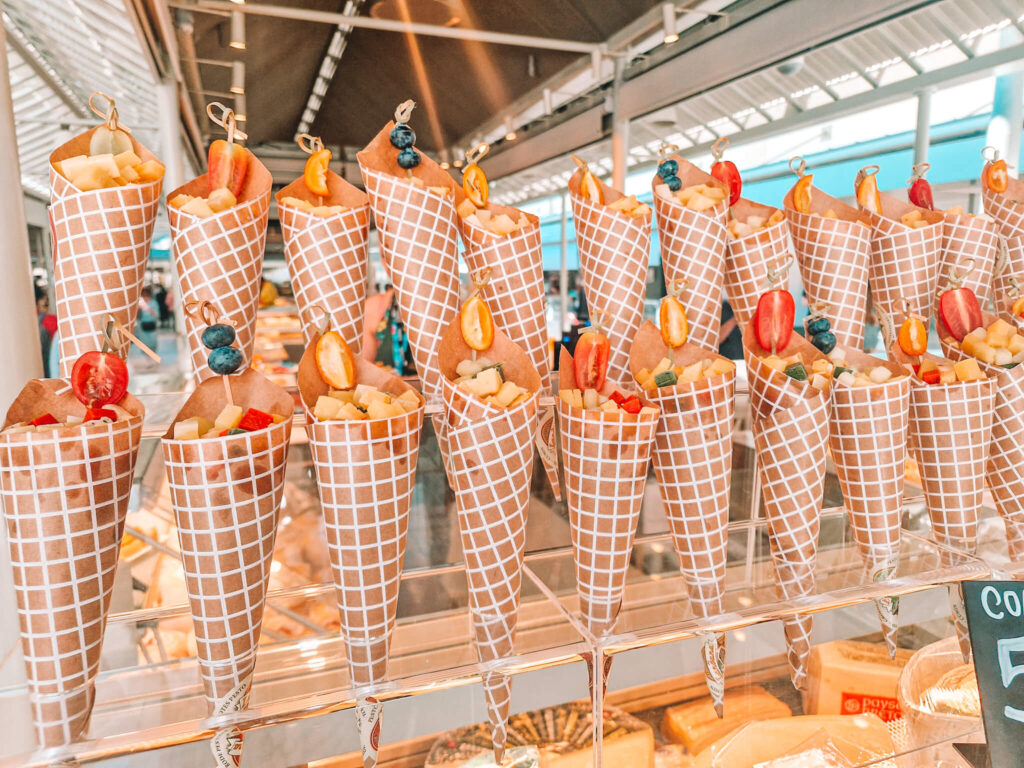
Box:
[743,326,829,691]
[169,152,272,383]
[723,198,790,329]
[49,128,163,374]
[298,345,423,768]
[455,198,560,501]
[651,158,729,352]
[0,381,143,751]
[568,169,651,386]
[827,347,910,655]
[629,322,733,712]
[278,173,370,350]
[992,238,1024,325]
[939,213,998,311]
[783,183,870,349]
[439,321,541,764]
[983,174,1024,322]
[162,369,293,766]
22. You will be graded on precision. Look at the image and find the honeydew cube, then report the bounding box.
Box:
[214,404,244,431]
[472,367,503,397]
[114,150,143,170]
[134,160,165,182]
[954,358,984,382]
[652,358,673,376]
[173,418,201,440]
[169,193,194,209]
[583,388,600,410]
[1009,334,1024,355]
[995,348,1013,366]
[709,358,735,376]
[494,381,524,408]
[313,396,343,421]
[939,365,957,384]
[869,366,892,383]
[57,154,90,179]
[680,361,703,383]
[337,402,366,420]
[456,197,477,218]
[180,196,215,218]
[207,187,237,213]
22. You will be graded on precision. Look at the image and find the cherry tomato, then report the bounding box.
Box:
[984,160,1009,193]
[659,296,688,348]
[857,173,882,214]
[939,287,983,341]
[574,329,610,391]
[898,316,928,356]
[303,148,332,197]
[792,174,813,214]
[711,159,742,206]
[1012,296,1024,318]
[753,289,795,354]
[208,139,249,198]
[580,169,603,206]
[908,177,934,210]
[71,351,129,407]
[462,164,489,208]
[459,296,494,352]
[315,331,356,389]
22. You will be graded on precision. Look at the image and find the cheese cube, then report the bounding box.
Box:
[173,418,200,440]
[494,381,523,408]
[313,396,343,421]
[472,367,503,397]
[214,404,244,431]
[114,150,143,170]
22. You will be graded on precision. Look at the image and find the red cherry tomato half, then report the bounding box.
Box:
[753,289,795,354]
[938,287,983,341]
[908,177,934,210]
[574,330,611,391]
[71,351,128,407]
[711,159,742,207]
[208,139,249,198]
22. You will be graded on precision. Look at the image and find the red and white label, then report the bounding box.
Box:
[840,691,902,721]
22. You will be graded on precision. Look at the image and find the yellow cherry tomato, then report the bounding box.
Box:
[460,296,494,351]
[580,169,603,205]
[315,330,355,389]
[659,296,689,348]
[857,173,881,214]
[793,174,813,214]
[462,163,489,208]
[304,148,332,197]
[897,316,927,357]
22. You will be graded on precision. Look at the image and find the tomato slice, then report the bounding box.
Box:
[711,159,742,206]
[984,160,1009,193]
[898,316,928,356]
[462,164,489,208]
[659,296,688,348]
[857,174,881,214]
[460,296,494,351]
[315,331,356,389]
[792,174,813,213]
[71,351,128,407]
[753,289,795,354]
[908,177,934,210]
[303,148,332,197]
[580,170,603,205]
[208,139,249,198]
[939,287,983,341]
[574,330,610,391]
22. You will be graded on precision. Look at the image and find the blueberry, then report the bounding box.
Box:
[657,159,679,179]
[811,330,837,354]
[806,316,831,336]
[202,323,236,350]
[208,346,243,375]
[389,124,416,150]
[665,175,682,191]
[397,148,420,170]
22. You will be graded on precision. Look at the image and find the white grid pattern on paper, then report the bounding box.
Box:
[280,200,370,351]
[993,238,1024,321]
[864,203,942,323]
[0,390,142,748]
[49,166,161,375]
[724,198,791,329]
[940,213,998,309]
[983,179,1024,321]
[170,187,271,383]
[162,417,292,711]
[569,175,651,387]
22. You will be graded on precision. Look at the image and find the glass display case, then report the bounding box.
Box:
[0,382,999,768]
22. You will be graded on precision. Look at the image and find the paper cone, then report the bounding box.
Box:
[568,169,651,386]
[439,321,541,764]
[939,213,998,311]
[278,173,370,350]
[557,346,658,699]
[783,183,870,349]
[49,128,163,374]
[169,153,272,383]
[0,381,143,752]
[827,347,910,656]
[723,198,790,328]
[455,198,560,500]
[651,158,729,352]
[860,188,943,322]
[298,345,423,767]
[629,322,733,713]
[982,173,1024,321]
[743,326,829,691]
[162,369,293,766]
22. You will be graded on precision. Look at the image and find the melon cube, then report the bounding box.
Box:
[954,358,984,382]
[939,365,957,384]
[134,160,165,182]
[472,367,503,397]
[639,406,658,416]
[214,404,244,431]
[395,390,420,411]
[687,193,718,212]
[988,319,1015,347]
[114,150,143,170]
[901,210,922,227]
[456,359,484,377]
[207,187,237,213]
[281,195,314,212]
[70,164,114,192]
[635,368,651,385]
[487,214,518,235]
[975,343,998,365]
[336,402,364,420]
[57,154,90,179]
[366,399,394,420]
[836,371,856,387]
[329,388,355,403]
[180,196,215,218]
[767,209,785,226]
[919,358,938,374]
[704,186,727,201]
[822,209,838,219]
[869,366,892,383]
[495,381,524,408]
[680,361,703,383]
[1009,334,1024,356]
[313,396,342,421]
[169,193,194,209]
[88,153,121,179]
[600,400,620,413]
[456,197,477,218]
[173,418,200,440]
[995,348,1012,366]
[652,358,673,376]
[583,388,600,410]
[762,355,786,372]
[118,164,140,183]
[709,358,735,376]
[311,206,332,217]
[946,205,964,215]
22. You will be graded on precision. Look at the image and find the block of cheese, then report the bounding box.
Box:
[661,685,791,753]
[803,640,912,722]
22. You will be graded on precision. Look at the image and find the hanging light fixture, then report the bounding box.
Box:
[662,3,679,44]
[229,11,246,50]
[504,118,516,142]
[230,61,245,94]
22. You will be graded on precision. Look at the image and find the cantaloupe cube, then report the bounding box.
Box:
[456,359,484,377]
[652,358,673,376]
[395,390,420,411]
[472,367,503,397]
[173,418,200,440]
[487,214,518,235]
[680,361,702,383]
[600,400,620,413]
[1009,334,1024,355]
[70,164,113,192]
[901,210,922,226]
[704,186,727,201]
[762,355,786,372]
[687,193,718,212]
[314,396,342,421]
[337,402,365,420]
[995,348,1012,366]
[946,205,964,216]
[208,187,237,213]
[920,358,938,374]
[311,206,332,217]
[709,358,735,376]
[954,358,984,382]
[975,343,998,365]
[939,365,957,384]
[169,193,194,209]
[767,209,785,226]
[494,381,523,408]
[134,160,165,182]
[120,165,141,184]
[988,319,1015,347]
[366,399,394,420]
[214,404,244,431]
[822,209,838,218]
[329,388,355,403]
[114,150,142,170]
[57,154,90,179]
[180,196,215,218]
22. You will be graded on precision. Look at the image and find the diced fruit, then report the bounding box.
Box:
[954,359,984,382]
[709,358,735,375]
[582,388,600,410]
[315,331,356,390]
[207,187,237,213]
[313,396,342,421]
[208,139,248,198]
[304,148,332,196]
[494,381,524,408]
[169,193,193,208]
[832,366,852,379]
[238,408,274,432]
[921,368,941,385]
[213,404,244,432]
[30,413,58,427]
[608,194,651,218]
[456,359,484,378]
[58,154,91,179]
[574,330,611,391]
[338,402,365,420]
[869,366,892,383]
[173,418,200,440]
[472,366,503,397]
[620,396,642,414]
[939,366,957,385]
[71,351,128,407]
[600,400,620,413]
[180,196,215,218]
[135,160,164,182]
[83,407,118,422]
[460,296,494,351]
[365,400,395,420]
[114,150,142,170]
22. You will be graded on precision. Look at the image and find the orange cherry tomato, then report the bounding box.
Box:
[460,296,494,352]
[303,148,332,197]
[659,296,689,348]
[1013,296,1024,318]
[315,331,355,389]
[208,139,248,198]
[857,173,881,214]
[574,329,610,391]
[462,163,489,208]
[793,174,813,214]
[898,316,927,356]
[580,170,603,205]
[984,159,1009,193]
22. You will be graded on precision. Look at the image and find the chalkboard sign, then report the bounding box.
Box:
[961,581,1024,768]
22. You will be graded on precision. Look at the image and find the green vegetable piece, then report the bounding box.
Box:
[784,362,808,381]
[227,428,247,435]
[653,370,678,387]
[1004,363,1019,369]
[832,366,852,379]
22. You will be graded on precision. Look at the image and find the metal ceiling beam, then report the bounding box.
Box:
[1,13,88,118]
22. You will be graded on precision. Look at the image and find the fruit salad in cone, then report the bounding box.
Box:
[439,291,540,766]
[278,134,371,350]
[567,156,651,386]
[298,323,424,768]
[629,308,735,716]
[0,347,144,754]
[981,152,1024,322]
[49,93,164,373]
[723,196,789,329]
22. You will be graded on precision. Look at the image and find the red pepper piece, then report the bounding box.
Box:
[620,396,642,414]
[609,391,626,405]
[921,369,941,385]
[30,413,58,426]
[83,407,118,422]
[237,408,274,432]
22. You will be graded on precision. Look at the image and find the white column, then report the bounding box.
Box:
[610,56,628,191]
[987,69,1023,173]
[157,78,189,350]
[913,88,932,166]
[560,193,569,333]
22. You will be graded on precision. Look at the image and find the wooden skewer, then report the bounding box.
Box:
[222,375,233,407]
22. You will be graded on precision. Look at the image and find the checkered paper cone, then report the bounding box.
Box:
[49,128,163,375]
[827,347,910,656]
[629,322,733,713]
[651,157,729,352]
[939,213,998,311]
[724,198,790,329]
[439,321,541,765]
[783,182,870,349]
[568,168,651,387]
[455,200,560,501]
[169,153,272,383]
[982,172,1024,321]
[0,380,143,753]
[297,344,424,768]
[278,173,370,350]
[162,369,293,767]
[743,326,829,691]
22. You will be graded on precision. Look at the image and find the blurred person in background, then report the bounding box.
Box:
[134,285,160,359]
[35,284,57,378]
